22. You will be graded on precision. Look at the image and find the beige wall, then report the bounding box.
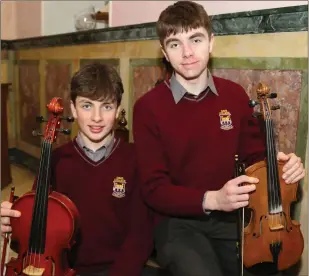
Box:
[1,1,41,40]
[110,1,308,27]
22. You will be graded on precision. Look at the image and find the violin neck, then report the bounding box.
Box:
[264,119,282,213]
[28,140,53,254]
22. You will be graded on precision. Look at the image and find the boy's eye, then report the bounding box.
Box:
[193,38,201,43]
[103,105,113,110]
[82,104,91,109]
[170,43,179,48]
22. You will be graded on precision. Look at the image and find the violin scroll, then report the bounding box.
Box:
[33,98,75,141]
[249,83,280,120]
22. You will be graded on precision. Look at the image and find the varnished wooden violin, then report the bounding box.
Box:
[239,83,304,273]
[2,97,80,276]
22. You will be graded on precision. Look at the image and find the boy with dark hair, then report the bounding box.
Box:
[133,1,305,276]
[1,63,154,276]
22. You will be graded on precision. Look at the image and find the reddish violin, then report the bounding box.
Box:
[2,98,80,276]
[241,83,304,272]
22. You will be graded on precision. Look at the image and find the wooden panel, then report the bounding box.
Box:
[1,84,12,188]
[80,58,120,72]
[1,50,8,60]
[45,61,72,148]
[18,61,41,148]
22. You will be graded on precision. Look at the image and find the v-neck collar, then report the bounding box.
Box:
[72,136,121,167]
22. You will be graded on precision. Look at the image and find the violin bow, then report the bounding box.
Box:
[1,186,15,276]
[235,155,245,276]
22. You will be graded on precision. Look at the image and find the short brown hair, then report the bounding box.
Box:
[156,1,212,46]
[70,63,123,106]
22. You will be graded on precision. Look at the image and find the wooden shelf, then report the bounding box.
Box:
[95,11,109,21]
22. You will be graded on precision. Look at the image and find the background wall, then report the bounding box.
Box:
[110,1,308,27]
[1,1,307,39]
[1,1,41,40]
[41,1,109,36]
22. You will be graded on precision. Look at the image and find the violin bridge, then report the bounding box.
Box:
[23,265,45,276]
[268,214,284,231]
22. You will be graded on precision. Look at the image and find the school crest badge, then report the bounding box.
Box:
[112,177,126,198]
[219,109,233,130]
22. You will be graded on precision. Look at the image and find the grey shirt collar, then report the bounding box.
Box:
[75,132,115,162]
[168,70,218,104]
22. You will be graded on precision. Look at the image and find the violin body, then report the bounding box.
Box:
[243,159,304,270]
[5,191,79,276]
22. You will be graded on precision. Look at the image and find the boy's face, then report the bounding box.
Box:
[70,96,120,149]
[161,27,214,81]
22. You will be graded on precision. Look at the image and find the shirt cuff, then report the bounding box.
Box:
[202,191,212,215]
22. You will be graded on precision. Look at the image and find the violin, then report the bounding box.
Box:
[2,97,80,276]
[241,83,304,272]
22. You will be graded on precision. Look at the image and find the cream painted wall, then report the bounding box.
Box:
[110,1,308,27]
[1,1,17,40]
[1,1,41,40]
[41,1,109,36]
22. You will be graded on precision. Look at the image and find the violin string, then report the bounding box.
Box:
[270,119,281,242]
[267,119,275,246]
[38,139,52,271]
[36,140,45,272]
[37,140,46,273]
[264,104,274,241]
[26,140,46,273]
[36,140,49,272]
[40,139,53,271]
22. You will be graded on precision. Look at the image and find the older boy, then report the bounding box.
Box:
[1,63,154,276]
[133,2,305,276]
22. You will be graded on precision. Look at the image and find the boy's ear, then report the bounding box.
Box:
[70,100,77,119]
[116,105,121,119]
[160,44,169,62]
[209,33,215,53]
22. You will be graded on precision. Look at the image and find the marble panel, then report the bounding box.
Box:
[132,65,164,104]
[211,69,302,154]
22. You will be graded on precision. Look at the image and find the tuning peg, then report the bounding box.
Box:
[60,116,74,122]
[271,105,280,110]
[32,130,42,136]
[252,112,262,118]
[248,100,260,108]
[36,116,47,123]
[57,128,71,135]
[267,93,277,99]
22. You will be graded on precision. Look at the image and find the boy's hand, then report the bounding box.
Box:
[1,201,21,233]
[278,152,305,184]
[204,175,258,212]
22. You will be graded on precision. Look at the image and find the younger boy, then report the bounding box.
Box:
[1,63,154,276]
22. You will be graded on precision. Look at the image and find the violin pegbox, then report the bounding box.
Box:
[32,97,75,144]
[248,83,280,120]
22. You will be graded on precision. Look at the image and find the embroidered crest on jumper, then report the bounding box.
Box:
[112,177,126,198]
[219,109,233,130]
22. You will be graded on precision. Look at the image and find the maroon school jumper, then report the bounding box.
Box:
[133,76,265,225]
[44,137,153,275]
